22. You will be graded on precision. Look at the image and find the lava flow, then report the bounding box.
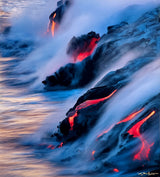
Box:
[128,110,155,160]
[76,37,100,61]
[51,13,57,37]
[76,89,117,111]
[97,108,144,138]
[67,31,100,62]
[47,142,64,150]
[96,109,155,161]
[68,112,78,130]
[92,150,96,160]
[46,13,57,37]
[68,90,117,130]
[58,142,64,148]
[113,168,119,173]
[47,145,55,150]
[46,1,71,37]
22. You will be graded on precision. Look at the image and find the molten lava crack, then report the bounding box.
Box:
[68,90,117,130]
[76,37,100,61]
[96,109,155,161]
[128,111,155,160]
[97,108,144,138]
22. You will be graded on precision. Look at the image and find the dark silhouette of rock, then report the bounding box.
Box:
[107,21,128,34]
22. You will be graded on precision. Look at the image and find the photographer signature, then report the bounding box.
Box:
[138,172,159,176]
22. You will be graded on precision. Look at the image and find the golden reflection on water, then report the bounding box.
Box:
[0,56,64,176]
[0,88,56,176]
[0,145,56,177]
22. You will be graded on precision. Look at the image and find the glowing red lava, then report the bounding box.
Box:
[93,110,155,161]
[68,90,117,130]
[68,112,78,130]
[47,145,55,150]
[51,13,57,37]
[128,111,155,160]
[46,13,57,37]
[97,108,144,138]
[58,142,64,148]
[113,168,119,172]
[76,90,117,111]
[92,150,96,160]
[117,108,144,124]
[76,37,100,61]
[97,125,114,138]
[92,150,96,156]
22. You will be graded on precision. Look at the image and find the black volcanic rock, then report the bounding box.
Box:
[2,26,11,35]
[42,59,95,90]
[107,21,128,34]
[49,0,71,23]
[56,97,107,142]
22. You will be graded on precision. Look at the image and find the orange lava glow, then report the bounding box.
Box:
[68,90,117,130]
[58,142,64,148]
[117,108,144,124]
[46,13,57,37]
[97,108,144,138]
[51,21,56,37]
[47,143,63,150]
[92,150,96,156]
[51,13,56,37]
[68,112,78,130]
[92,150,96,160]
[77,37,100,61]
[128,111,155,160]
[97,124,114,138]
[113,168,119,172]
[76,90,117,111]
[47,145,55,150]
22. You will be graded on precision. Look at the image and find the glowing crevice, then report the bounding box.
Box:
[76,37,100,61]
[92,150,96,160]
[46,13,57,37]
[68,90,117,130]
[76,90,117,111]
[51,13,57,37]
[97,108,144,138]
[113,168,119,172]
[128,111,155,160]
[58,142,64,148]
